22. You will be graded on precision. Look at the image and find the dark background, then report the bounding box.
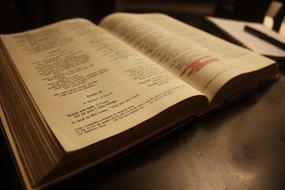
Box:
[0,0,280,34]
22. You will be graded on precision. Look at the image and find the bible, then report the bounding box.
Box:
[0,13,279,190]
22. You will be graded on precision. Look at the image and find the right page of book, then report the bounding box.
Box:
[99,13,276,102]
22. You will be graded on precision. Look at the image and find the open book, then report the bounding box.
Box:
[0,13,279,189]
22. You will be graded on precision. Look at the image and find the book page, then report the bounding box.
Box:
[1,18,204,152]
[100,13,275,101]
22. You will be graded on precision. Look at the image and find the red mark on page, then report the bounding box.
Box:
[180,56,219,77]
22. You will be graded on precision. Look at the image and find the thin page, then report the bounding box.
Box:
[100,13,275,101]
[1,18,202,152]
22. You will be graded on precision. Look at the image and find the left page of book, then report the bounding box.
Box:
[0,18,204,152]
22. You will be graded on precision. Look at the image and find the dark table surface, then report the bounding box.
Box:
[1,17,285,190]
